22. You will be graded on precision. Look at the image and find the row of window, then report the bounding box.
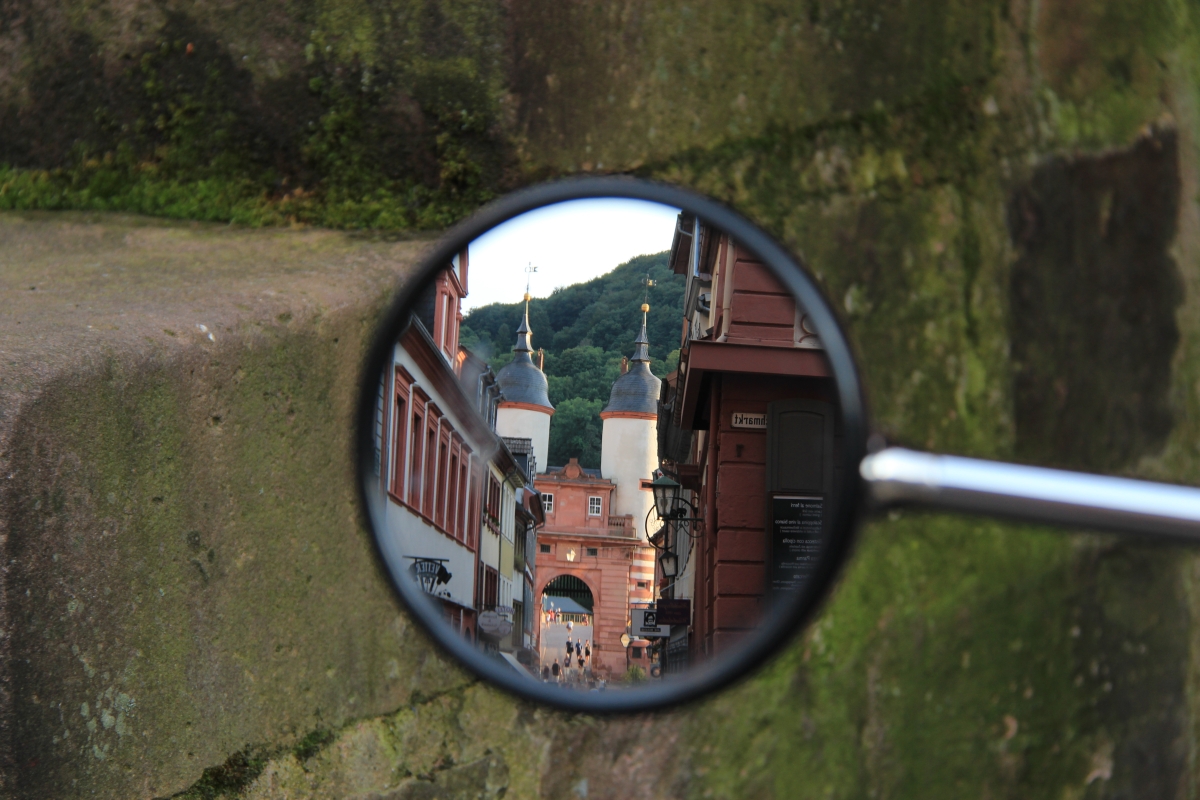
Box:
[387,366,480,549]
[537,493,605,517]
[485,475,503,535]
[538,543,600,557]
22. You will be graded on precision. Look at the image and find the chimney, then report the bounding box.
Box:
[620,356,629,374]
[537,348,545,371]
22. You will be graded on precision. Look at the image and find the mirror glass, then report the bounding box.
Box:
[362,192,851,707]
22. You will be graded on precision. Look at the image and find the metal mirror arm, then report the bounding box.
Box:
[860,447,1200,540]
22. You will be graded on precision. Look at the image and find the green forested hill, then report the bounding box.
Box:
[461,251,684,468]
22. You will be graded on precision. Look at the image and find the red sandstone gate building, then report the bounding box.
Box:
[531,313,662,679]
[533,459,654,677]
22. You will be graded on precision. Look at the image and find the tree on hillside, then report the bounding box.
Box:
[547,398,605,469]
[545,346,624,405]
[462,250,684,470]
[460,251,683,368]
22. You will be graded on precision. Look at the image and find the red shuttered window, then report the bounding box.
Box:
[390,368,414,499]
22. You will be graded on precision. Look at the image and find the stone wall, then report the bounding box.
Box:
[4,0,1200,797]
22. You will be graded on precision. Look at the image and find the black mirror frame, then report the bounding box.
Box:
[354,176,870,714]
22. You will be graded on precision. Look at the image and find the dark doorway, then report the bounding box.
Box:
[543,574,594,612]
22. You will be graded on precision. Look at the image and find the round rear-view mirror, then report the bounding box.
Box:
[356,177,1200,713]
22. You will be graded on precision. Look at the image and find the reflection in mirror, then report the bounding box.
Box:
[369,198,838,693]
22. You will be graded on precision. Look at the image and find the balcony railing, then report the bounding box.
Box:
[607,515,634,535]
[540,514,637,539]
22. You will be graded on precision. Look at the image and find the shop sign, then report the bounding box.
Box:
[406,557,452,594]
[478,610,513,637]
[731,411,767,430]
[631,609,670,638]
[655,599,691,626]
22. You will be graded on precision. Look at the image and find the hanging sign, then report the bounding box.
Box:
[731,411,767,430]
[631,609,670,638]
[478,610,513,637]
[406,557,452,594]
[655,599,691,626]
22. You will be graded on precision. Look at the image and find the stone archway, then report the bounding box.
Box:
[536,569,600,608]
[542,573,595,613]
[537,571,602,680]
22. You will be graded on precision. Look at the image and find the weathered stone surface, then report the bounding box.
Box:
[0,212,482,797]
[509,0,1200,796]
[6,0,1200,797]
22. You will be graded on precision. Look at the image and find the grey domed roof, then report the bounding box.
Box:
[602,313,661,416]
[496,301,553,411]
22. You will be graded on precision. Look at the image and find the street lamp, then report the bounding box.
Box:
[646,469,701,583]
[650,474,683,519]
[658,549,679,579]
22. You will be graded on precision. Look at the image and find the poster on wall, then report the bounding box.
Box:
[769,495,824,594]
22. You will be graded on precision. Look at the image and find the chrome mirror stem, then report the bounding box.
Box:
[861,447,1200,539]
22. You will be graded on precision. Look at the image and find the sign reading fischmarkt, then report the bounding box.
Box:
[631,609,670,638]
[731,411,767,429]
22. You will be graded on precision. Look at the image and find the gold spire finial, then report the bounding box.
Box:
[641,303,650,313]
[524,264,537,304]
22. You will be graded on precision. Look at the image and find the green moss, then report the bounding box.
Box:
[171,748,271,800]
[687,515,1190,799]
[167,682,540,798]
[292,728,337,762]
[3,221,482,796]
[9,0,1200,794]
[507,0,1001,172]
[0,1,513,232]
[1034,0,1181,148]
[658,98,941,199]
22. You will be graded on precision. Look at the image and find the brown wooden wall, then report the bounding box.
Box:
[692,374,833,657]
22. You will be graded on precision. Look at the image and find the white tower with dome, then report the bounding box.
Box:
[599,304,661,538]
[494,294,554,472]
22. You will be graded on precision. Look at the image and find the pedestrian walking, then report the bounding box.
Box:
[551,660,560,680]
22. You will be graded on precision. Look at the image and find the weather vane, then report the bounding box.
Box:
[641,273,655,307]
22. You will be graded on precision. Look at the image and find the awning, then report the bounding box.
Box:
[542,595,592,615]
[498,651,539,681]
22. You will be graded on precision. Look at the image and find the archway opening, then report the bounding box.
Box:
[543,574,594,612]
[540,575,595,683]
